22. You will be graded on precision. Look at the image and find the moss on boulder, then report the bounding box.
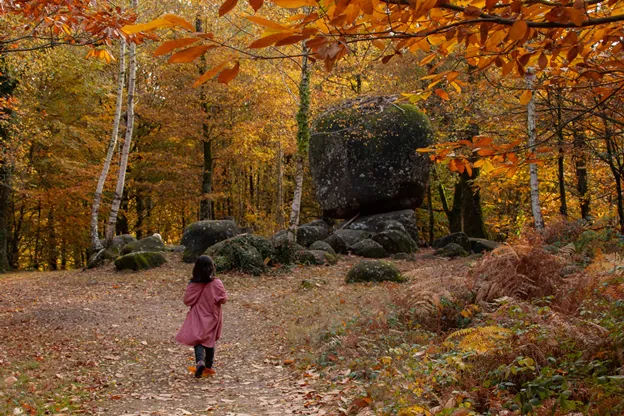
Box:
[309,240,337,256]
[349,239,388,258]
[114,252,167,271]
[310,97,433,218]
[435,243,469,258]
[345,260,405,283]
[295,249,337,266]
[206,235,268,275]
[120,235,165,255]
[371,230,417,254]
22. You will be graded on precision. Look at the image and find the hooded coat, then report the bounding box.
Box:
[176,279,228,348]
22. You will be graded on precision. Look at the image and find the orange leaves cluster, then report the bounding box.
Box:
[418,135,547,178]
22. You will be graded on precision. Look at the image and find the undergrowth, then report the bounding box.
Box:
[297,221,624,415]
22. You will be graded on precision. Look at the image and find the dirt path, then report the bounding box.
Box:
[1,252,458,416]
[0,254,338,416]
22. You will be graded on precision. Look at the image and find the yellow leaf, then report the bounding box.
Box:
[168,45,215,63]
[153,38,201,56]
[519,89,532,105]
[508,20,528,41]
[218,62,240,84]
[193,63,228,87]
[219,0,239,16]
[161,14,195,31]
[122,18,174,35]
[434,88,449,100]
[245,15,287,30]
[272,0,316,7]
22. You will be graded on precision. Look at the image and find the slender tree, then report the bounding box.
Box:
[288,45,310,242]
[90,40,127,252]
[526,69,544,230]
[105,0,138,245]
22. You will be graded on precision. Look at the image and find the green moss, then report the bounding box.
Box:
[206,236,266,275]
[345,260,405,283]
[114,252,167,271]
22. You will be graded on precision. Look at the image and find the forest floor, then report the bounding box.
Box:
[0,251,469,416]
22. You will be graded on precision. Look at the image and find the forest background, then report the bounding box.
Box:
[1,0,623,272]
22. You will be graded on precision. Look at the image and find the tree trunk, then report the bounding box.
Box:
[603,118,624,233]
[90,40,126,252]
[0,54,17,272]
[197,16,214,221]
[573,130,590,220]
[526,69,544,230]
[105,2,138,246]
[47,206,57,271]
[288,47,311,242]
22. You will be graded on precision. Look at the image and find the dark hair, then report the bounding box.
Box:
[191,255,216,283]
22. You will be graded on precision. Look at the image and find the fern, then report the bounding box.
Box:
[446,325,512,354]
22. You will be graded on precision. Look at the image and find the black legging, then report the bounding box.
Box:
[194,345,215,368]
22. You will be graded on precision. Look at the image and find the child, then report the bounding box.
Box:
[176,255,228,378]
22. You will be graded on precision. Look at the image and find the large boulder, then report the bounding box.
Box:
[114,252,167,271]
[309,97,433,218]
[207,237,266,276]
[207,234,275,262]
[432,232,471,252]
[372,230,418,254]
[102,234,137,256]
[350,239,388,258]
[296,225,330,247]
[181,220,238,263]
[343,210,419,241]
[324,229,372,254]
[345,260,405,283]
[120,235,165,255]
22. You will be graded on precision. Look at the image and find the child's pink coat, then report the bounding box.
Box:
[176,279,228,348]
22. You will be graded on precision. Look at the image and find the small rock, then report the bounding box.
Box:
[435,243,469,258]
[349,239,388,258]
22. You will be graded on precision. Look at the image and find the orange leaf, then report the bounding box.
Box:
[519,89,532,105]
[275,35,308,46]
[434,88,449,101]
[161,14,195,31]
[219,0,239,17]
[249,32,293,48]
[245,15,287,30]
[509,20,528,41]
[485,0,497,9]
[193,63,228,87]
[153,38,200,56]
[537,52,548,69]
[477,148,496,157]
[168,45,214,63]
[218,62,240,84]
[249,0,264,11]
[272,0,316,7]
[122,17,174,34]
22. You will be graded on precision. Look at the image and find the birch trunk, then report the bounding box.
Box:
[288,47,310,242]
[90,40,126,251]
[105,2,137,246]
[526,69,544,230]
